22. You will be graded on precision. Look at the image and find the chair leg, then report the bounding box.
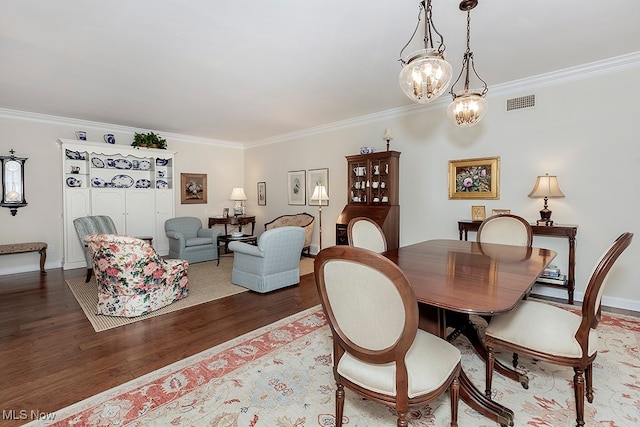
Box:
[450,375,460,427]
[85,268,93,283]
[335,383,344,427]
[585,363,594,403]
[396,411,408,427]
[573,367,586,427]
[512,352,519,368]
[486,344,495,398]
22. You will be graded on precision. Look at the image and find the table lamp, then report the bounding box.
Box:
[310,184,329,250]
[528,173,565,226]
[383,128,394,151]
[229,187,247,216]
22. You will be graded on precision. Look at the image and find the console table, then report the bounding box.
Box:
[208,215,256,235]
[457,220,578,304]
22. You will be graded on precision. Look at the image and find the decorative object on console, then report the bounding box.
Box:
[310,185,329,250]
[0,149,28,216]
[181,173,207,204]
[257,182,266,206]
[398,0,452,104]
[447,0,488,127]
[287,170,306,205]
[131,131,167,149]
[229,187,248,215]
[448,156,499,199]
[528,173,565,226]
[471,205,486,221]
[382,128,394,151]
[491,209,511,216]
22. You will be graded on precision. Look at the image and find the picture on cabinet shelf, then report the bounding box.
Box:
[181,173,207,204]
[257,182,266,206]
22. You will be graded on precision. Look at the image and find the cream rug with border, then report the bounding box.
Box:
[66,255,315,332]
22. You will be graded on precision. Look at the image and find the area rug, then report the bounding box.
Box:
[26,303,639,426]
[66,256,315,332]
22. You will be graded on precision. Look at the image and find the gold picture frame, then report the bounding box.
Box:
[180,173,207,204]
[471,205,486,221]
[448,156,500,199]
[491,209,511,216]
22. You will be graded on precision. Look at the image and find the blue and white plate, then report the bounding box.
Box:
[112,174,134,188]
[66,177,82,187]
[91,157,105,168]
[156,179,168,189]
[138,160,151,170]
[114,159,132,170]
[91,177,108,187]
[135,179,151,188]
[65,149,86,160]
[156,158,169,166]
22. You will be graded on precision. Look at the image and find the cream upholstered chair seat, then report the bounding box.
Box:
[347,216,387,253]
[315,246,461,427]
[486,301,599,358]
[484,232,633,427]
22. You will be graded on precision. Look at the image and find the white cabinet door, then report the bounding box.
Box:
[154,189,174,255]
[91,189,126,233]
[125,189,156,238]
[64,188,91,269]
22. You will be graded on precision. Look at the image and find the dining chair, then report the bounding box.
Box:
[314,246,461,427]
[73,215,118,282]
[484,232,633,427]
[347,216,387,253]
[476,214,533,247]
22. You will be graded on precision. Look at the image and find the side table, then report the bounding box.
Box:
[457,220,578,304]
[209,215,256,235]
[216,234,258,266]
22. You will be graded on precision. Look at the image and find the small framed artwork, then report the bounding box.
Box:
[223,208,229,218]
[471,205,486,221]
[491,209,511,216]
[448,156,500,199]
[287,170,306,205]
[307,168,329,206]
[180,173,207,204]
[257,182,266,206]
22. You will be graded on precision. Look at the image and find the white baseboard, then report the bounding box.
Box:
[531,284,640,314]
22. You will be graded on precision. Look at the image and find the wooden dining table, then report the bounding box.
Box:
[383,239,557,427]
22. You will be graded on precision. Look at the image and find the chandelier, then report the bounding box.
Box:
[447,0,488,127]
[398,0,453,104]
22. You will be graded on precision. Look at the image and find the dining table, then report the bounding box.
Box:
[383,239,557,427]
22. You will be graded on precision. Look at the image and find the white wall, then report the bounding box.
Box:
[0,112,244,274]
[244,66,640,311]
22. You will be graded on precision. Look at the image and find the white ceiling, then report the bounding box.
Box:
[2,0,639,145]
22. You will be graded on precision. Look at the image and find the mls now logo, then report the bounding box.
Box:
[2,410,56,421]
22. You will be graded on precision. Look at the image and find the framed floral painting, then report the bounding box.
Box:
[181,173,207,204]
[448,156,500,199]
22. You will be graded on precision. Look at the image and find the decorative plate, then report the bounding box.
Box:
[114,159,132,170]
[111,174,134,188]
[66,177,81,187]
[91,158,105,168]
[156,158,169,166]
[156,179,168,189]
[91,177,107,188]
[138,160,151,170]
[135,179,151,188]
[65,149,86,160]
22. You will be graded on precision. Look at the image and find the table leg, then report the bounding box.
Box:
[38,247,47,273]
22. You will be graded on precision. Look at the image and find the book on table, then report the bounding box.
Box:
[536,274,567,286]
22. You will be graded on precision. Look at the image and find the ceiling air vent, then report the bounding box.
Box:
[506,94,535,111]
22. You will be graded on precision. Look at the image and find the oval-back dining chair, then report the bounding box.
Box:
[484,232,633,427]
[477,214,533,247]
[347,216,387,253]
[314,246,461,427]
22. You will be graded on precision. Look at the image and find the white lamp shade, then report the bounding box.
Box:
[528,174,565,198]
[383,128,394,140]
[229,187,247,201]
[310,185,329,203]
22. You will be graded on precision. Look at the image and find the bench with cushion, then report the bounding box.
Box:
[0,242,47,273]
[264,212,315,256]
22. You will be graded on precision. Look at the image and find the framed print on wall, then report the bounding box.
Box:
[287,170,306,205]
[307,168,329,206]
[257,182,266,206]
[180,173,207,204]
[448,156,500,199]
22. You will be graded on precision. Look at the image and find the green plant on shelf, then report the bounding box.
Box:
[132,132,167,149]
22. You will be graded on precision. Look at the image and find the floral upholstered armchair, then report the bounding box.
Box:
[84,234,189,317]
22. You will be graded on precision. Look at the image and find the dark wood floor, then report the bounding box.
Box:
[0,266,320,426]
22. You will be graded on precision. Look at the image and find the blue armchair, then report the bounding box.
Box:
[228,226,306,293]
[165,217,221,264]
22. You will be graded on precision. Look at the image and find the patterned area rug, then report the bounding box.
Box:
[26,304,640,426]
[66,256,315,332]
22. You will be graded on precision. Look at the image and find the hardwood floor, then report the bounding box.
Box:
[0,266,320,426]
